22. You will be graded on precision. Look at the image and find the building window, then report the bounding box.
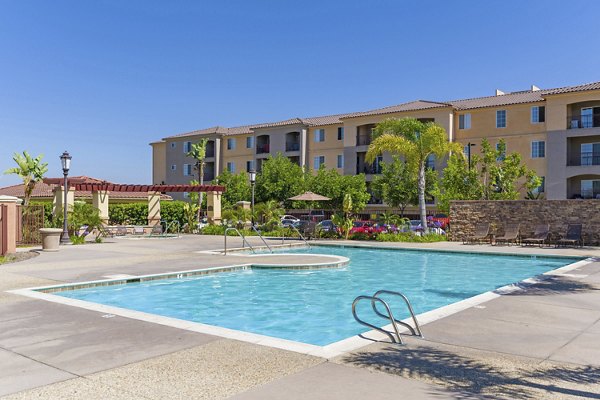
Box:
[183,192,189,198]
[496,143,506,161]
[170,142,176,149]
[531,141,545,158]
[314,129,325,142]
[183,141,192,153]
[459,113,471,130]
[581,143,600,165]
[246,136,254,149]
[171,164,177,171]
[337,127,344,140]
[337,154,344,168]
[183,164,193,176]
[227,138,236,150]
[246,160,255,172]
[227,162,235,173]
[581,179,600,199]
[425,154,435,170]
[496,110,507,128]
[313,155,325,170]
[531,106,545,123]
[533,177,545,194]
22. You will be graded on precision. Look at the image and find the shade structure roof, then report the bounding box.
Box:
[288,191,331,201]
[42,178,225,193]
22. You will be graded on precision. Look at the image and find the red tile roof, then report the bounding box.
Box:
[344,100,451,118]
[0,176,172,201]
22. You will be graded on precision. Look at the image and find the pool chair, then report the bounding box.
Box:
[150,224,163,236]
[521,224,550,247]
[495,223,521,246]
[556,224,584,248]
[463,223,490,244]
[115,226,128,236]
[132,226,145,235]
[97,225,115,238]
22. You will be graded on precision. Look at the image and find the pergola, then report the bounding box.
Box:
[43,178,226,225]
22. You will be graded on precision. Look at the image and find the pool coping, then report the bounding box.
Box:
[8,246,593,359]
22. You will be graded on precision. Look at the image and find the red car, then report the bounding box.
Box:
[430,214,450,229]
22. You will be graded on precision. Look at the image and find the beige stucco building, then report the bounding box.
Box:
[151,80,600,206]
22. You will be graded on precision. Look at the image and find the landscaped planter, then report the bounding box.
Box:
[39,228,63,251]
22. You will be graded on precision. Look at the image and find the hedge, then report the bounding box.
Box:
[108,201,187,226]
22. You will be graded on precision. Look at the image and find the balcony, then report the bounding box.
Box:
[205,141,216,158]
[285,142,300,152]
[359,164,382,175]
[357,135,372,146]
[567,114,600,129]
[256,135,270,155]
[256,144,270,154]
[568,152,600,167]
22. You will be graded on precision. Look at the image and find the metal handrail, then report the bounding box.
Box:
[251,225,273,253]
[164,220,181,237]
[224,227,255,255]
[352,296,403,344]
[287,225,310,248]
[372,290,423,338]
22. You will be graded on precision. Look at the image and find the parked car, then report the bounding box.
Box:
[316,219,337,233]
[431,213,449,229]
[281,215,300,223]
[305,210,325,222]
[349,221,385,235]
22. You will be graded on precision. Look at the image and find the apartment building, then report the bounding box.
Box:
[151,80,600,204]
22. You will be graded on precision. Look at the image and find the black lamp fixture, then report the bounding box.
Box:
[467,142,476,170]
[249,169,256,226]
[59,151,72,245]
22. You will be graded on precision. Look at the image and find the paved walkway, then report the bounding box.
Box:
[1,235,599,399]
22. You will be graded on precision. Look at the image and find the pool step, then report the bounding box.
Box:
[352,290,423,345]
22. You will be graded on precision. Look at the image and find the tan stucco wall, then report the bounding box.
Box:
[307,124,344,173]
[545,90,600,131]
[151,142,167,185]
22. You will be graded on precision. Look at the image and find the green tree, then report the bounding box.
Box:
[214,170,251,208]
[371,157,437,217]
[367,118,461,232]
[186,139,209,220]
[255,154,306,206]
[478,138,541,200]
[435,153,482,213]
[254,200,284,230]
[4,151,48,206]
[306,167,370,213]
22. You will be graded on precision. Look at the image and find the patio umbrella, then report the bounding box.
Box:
[288,191,331,201]
[288,191,331,221]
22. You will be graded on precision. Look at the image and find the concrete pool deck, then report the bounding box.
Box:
[1,235,599,399]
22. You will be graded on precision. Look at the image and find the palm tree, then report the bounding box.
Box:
[4,151,48,206]
[366,118,462,233]
[186,139,209,222]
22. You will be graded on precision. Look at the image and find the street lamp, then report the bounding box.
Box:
[249,169,256,226]
[59,151,72,245]
[467,142,476,170]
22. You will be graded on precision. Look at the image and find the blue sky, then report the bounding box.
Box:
[1,0,599,186]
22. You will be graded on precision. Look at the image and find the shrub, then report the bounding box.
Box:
[349,232,374,241]
[376,232,447,243]
[108,201,188,226]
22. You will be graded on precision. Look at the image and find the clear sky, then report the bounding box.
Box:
[1,0,599,186]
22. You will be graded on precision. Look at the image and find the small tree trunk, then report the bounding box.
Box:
[418,162,428,234]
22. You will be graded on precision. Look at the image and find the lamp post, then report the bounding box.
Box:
[467,142,476,170]
[59,151,72,245]
[249,169,256,227]
[250,168,256,226]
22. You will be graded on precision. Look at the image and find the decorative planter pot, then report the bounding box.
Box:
[39,228,63,252]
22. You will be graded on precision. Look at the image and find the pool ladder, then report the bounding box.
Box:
[224,227,255,255]
[352,290,423,345]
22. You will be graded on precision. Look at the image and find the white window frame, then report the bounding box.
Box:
[171,164,177,171]
[246,136,254,149]
[531,140,545,158]
[227,162,235,173]
[337,127,344,140]
[246,160,255,172]
[313,155,325,170]
[170,142,176,149]
[496,110,507,128]
[459,113,471,130]
[183,192,190,198]
[530,106,545,124]
[337,154,344,168]
[183,141,192,153]
[183,163,193,176]
[496,142,506,161]
[227,138,236,150]
[314,129,325,143]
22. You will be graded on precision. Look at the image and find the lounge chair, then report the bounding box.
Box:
[556,224,583,248]
[116,226,128,236]
[463,223,490,244]
[133,226,145,235]
[495,224,520,246]
[521,224,550,247]
[150,224,163,236]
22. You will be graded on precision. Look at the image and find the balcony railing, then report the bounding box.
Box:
[205,148,215,158]
[256,143,270,154]
[285,142,300,152]
[567,114,600,129]
[203,172,215,182]
[357,164,382,175]
[569,152,600,166]
[357,135,372,146]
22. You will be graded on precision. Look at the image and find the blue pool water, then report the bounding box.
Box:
[56,246,576,346]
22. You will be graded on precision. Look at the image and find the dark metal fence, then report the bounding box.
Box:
[16,204,45,245]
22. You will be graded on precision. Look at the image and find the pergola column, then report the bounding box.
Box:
[148,191,161,226]
[206,191,222,225]
[92,190,109,223]
[52,186,75,218]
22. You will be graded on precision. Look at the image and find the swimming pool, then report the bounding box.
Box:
[55,245,576,346]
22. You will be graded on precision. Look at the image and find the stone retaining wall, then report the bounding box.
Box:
[449,200,600,245]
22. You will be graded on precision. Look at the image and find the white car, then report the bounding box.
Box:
[281,215,300,223]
